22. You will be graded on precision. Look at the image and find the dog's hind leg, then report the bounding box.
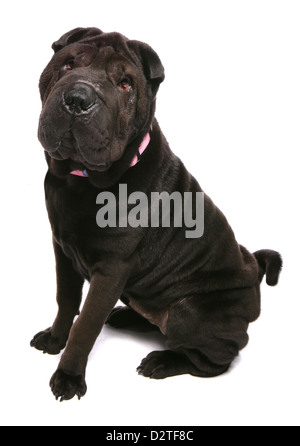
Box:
[137,350,192,378]
[137,349,229,379]
[137,290,255,379]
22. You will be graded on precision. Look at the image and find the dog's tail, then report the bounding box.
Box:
[254,249,282,286]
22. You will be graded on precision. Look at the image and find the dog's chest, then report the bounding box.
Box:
[45,179,98,276]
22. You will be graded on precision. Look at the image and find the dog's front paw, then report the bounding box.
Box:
[30,328,66,355]
[50,369,87,402]
[106,306,159,332]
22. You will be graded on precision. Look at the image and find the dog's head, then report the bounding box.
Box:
[38,27,164,186]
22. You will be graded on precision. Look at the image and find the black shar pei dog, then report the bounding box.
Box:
[31,27,282,401]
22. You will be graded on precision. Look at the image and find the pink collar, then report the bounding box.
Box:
[70,131,151,177]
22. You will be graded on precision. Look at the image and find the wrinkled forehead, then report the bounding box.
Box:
[50,43,98,66]
[40,29,165,101]
[51,41,141,73]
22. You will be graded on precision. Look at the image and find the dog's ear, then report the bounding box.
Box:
[127,41,165,98]
[52,27,103,53]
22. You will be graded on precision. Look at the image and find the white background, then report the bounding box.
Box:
[0,0,299,426]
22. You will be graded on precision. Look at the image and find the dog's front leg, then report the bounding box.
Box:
[31,241,84,355]
[50,262,130,401]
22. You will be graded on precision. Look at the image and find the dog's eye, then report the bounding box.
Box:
[118,77,131,91]
[59,60,76,79]
[60,60,75,75]
[64,60,75,71]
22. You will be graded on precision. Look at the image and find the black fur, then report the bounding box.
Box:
[30,27,282,401]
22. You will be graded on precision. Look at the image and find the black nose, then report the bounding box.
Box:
[63,84,96,114]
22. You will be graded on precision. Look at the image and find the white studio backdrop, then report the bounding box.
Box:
[0,0,299,426]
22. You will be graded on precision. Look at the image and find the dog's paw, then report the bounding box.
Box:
[30,328,66,355]
[50,369,87,402]
[106,306,159,332]
[106,306,132,328]
[137,350,188,379]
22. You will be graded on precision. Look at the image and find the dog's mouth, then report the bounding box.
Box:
[70,150,114,172]
[68,159,112,175]
[48,136,115,173]
[49,148,113,172]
